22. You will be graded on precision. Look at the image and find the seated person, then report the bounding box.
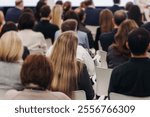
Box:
[6,55,70,100]
[48,31,94,100]
[0,31,23,98]
[108,28,150,97]
[5,0,24,23]
[47,19,95,78]
[0,21,30,60]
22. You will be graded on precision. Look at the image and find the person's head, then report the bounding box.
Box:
[85,0,93,6]
[125,2,134,11]
[74,8,85,22]
[114,19,138,55]
[40,0,48,4]
[50,31,78,97]
[40,5,51,18]
[56,0,63,5]
[128,28,150,56]
[0,21,18,37]
[99,9,114,33]
[61,19,77,32]
[15,0,24,10]
[113,0,120,4]
[63,10,79,23]
[51,5,63,27]
[23,8,34,14]
[128,5,142,26]
[21,55,53,90]
[35,1,46,21]
[80,1,87,9]
[114,10,127,27]
[18,12,35,30]
[63,1,72,13]
[0,31,23,62]
[0,11,4,26]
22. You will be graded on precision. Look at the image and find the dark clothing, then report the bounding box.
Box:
[23,46,30,60]
[78,64,95,100]
[107,46,129,68]
[95,27,101,50]
[141,22,150,33]
[100,29,117,52]
[34,20,59,43]
[109,5,122,13]
[109,58,150,97]
[84,7,100,26]
[5,7,22,23]
[79,23,94,48]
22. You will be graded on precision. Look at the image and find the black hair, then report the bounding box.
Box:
[128,28,150,55]
[40,5,51,17]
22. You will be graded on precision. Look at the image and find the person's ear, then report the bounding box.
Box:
[147,43,150,51]
[126,42,130,50]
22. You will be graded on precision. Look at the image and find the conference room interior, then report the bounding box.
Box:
[0,0,150,100]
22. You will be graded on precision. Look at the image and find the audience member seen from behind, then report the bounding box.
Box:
[18,12,47,55]
[62,1,72,17]
[128,5,143,27]
[55,0,63,6]
[0,11,4,33]
[107,19,138,69]
[34,5,59,44]
[49,31,94,100]
[5,0,24,23]
[84,0,100,26]
[34,0,46,22]
[51,5,63,28]
[55,10,90,49]
[95,9,114,50]
[109,0,122,13]
[48,19,95,78]
[75,8,94,49]
[0,21,30,60]
[6,55,70,100]
[108,28,150,98]
[100,10,126,52]
[0,31,23,98]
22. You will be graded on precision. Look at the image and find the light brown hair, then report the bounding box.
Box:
[112,19,138,55]
[99,9,114,33]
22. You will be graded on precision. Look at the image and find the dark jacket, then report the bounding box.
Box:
[109,58,150,97]
[34,20,59,43]
[100,29,117,52]
[5,7,22,23]
[84,7,100,26]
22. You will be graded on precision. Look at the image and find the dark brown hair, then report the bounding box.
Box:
[21,55,53,90]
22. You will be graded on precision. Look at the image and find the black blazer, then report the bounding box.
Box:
[84,7,101,26]
[99,29,117,52]
[109,5,122,13]
[34,20,59,43]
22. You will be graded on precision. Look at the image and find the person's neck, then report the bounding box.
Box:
[41,17,49,21]
[131,53,148,58]
[16,6,23,10]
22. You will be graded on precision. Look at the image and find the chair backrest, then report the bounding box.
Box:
[45,38,52,48]
[97,50,108,69]
[86,25,98,40]
[96,67,112,96]
[72,90,86,100]
[110,92,150,100]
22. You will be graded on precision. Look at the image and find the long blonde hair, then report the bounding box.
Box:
[99,9,114,33]
[0,31,23,62]
[51,5,63,27]
[49,31,83,98]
